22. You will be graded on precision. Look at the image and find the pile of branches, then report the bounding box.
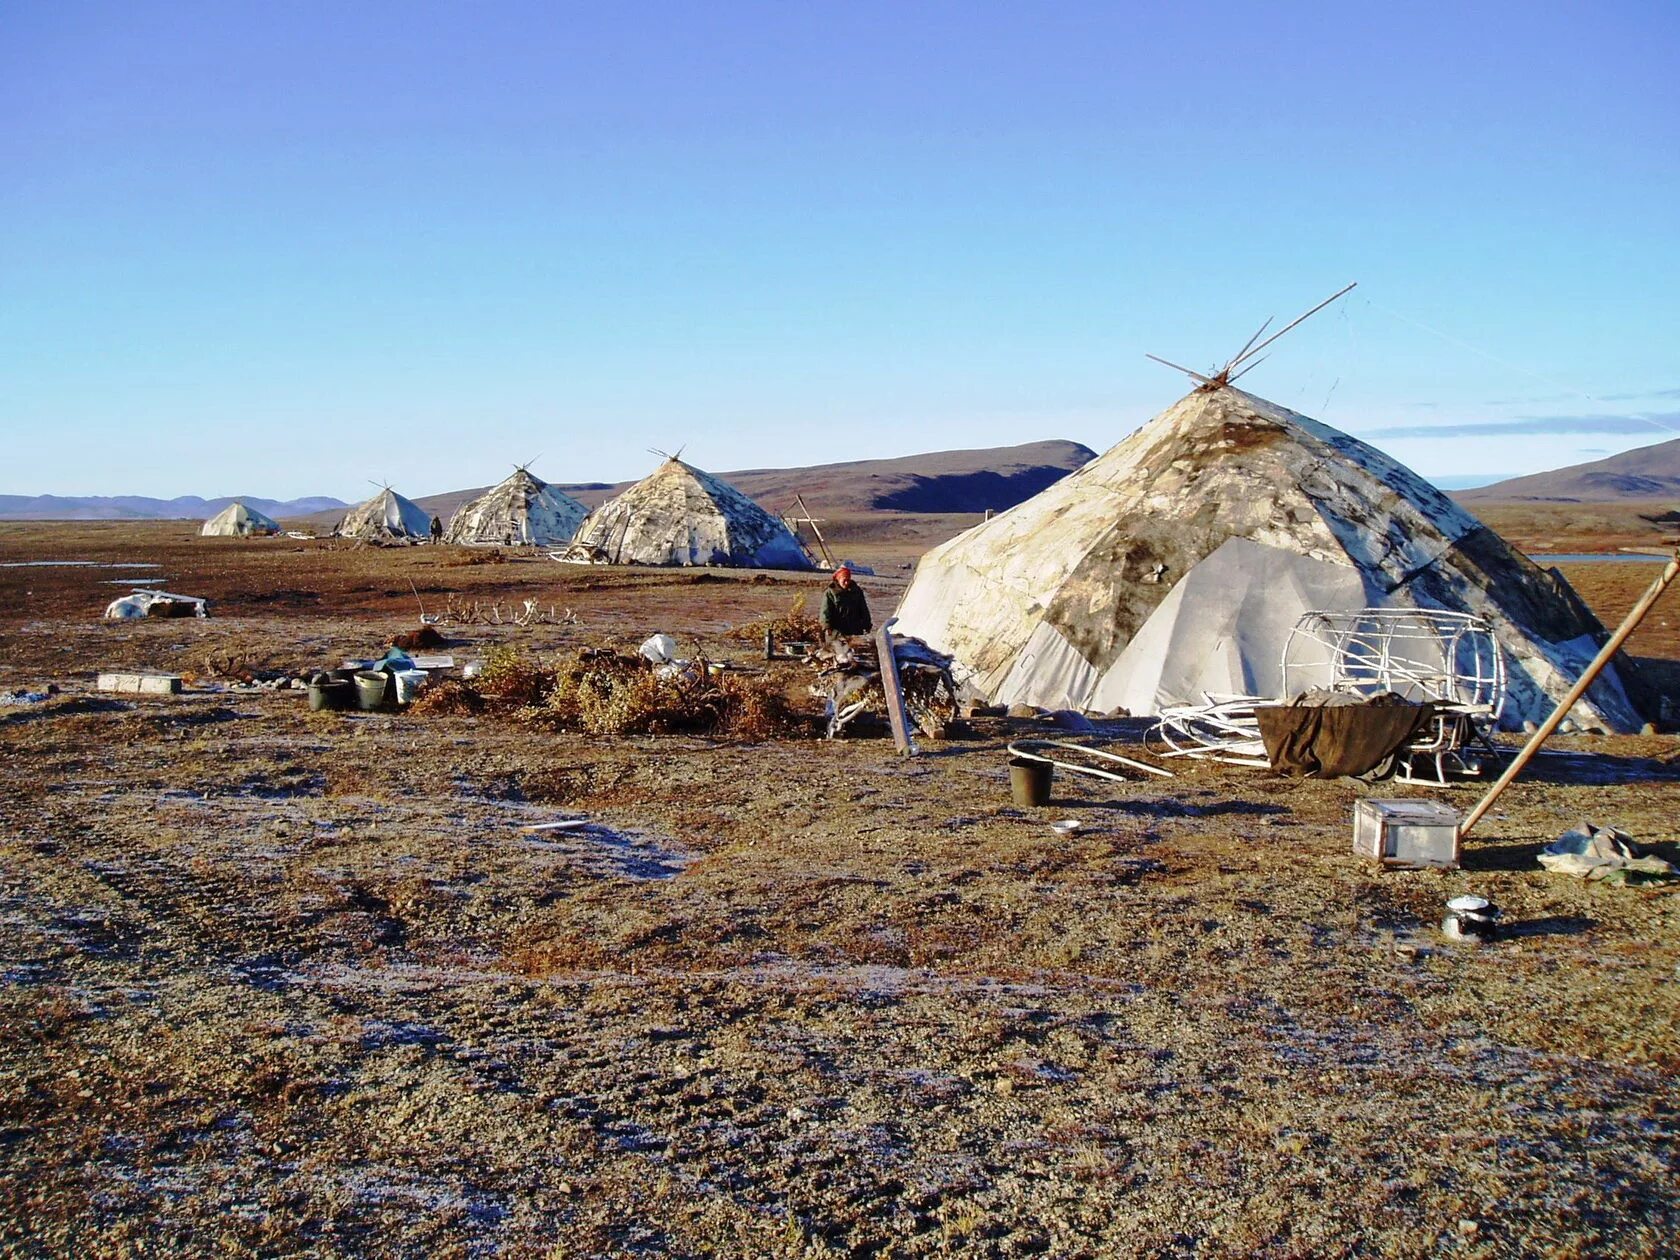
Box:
[411,645,810,740]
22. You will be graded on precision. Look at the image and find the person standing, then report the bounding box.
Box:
[429,515,444,544]
[820,565,872,639]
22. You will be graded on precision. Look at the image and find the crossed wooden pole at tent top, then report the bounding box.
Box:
[1147,282,1358,391]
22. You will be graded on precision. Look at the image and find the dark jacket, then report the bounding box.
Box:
[821,579,872,636]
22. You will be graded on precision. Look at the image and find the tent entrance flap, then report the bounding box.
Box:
[1093,539,1367,717]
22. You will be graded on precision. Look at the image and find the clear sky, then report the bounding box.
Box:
[3,1,1677,500]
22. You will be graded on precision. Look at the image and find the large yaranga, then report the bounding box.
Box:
[893,385,1645,732]
[570,457,811,569]
[445,468,586,546]
[333,487,432,542]
[200,501,280,537]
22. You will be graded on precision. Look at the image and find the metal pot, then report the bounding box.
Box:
[1442,894,1500,942]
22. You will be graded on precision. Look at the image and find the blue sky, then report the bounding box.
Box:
[2,1,1677,500]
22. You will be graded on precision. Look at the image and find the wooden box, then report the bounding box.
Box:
[97,671,183,695]
[1352,799,1461,869]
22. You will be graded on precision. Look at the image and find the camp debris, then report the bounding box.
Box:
[333,487,432,544]
[103,589,210,619]
[1005,739,1173,782]
[894,385,1646,736]
[565,456,813,569]
[201,501,281,537]
[445,467,587,547]
[1539,824,1678,885]
[813,633,957,740]
[0,685,58,706]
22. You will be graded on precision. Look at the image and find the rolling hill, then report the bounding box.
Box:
[1461,436,1680,502]
[4,441,1096,528]
[407,440,1097,523]
[0,493,348,522]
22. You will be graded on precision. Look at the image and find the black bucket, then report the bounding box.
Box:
[307,678,354,712]
[1008,755,1053,807]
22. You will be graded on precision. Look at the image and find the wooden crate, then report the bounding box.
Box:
[97,672,183,696]
[1353,799,1461,869]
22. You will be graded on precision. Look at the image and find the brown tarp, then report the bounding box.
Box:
[1255,694,1436,778]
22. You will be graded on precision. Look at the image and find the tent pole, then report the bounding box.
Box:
[1226,282,1357,373]
[795,494,835,568]
[1459,548,1680,839]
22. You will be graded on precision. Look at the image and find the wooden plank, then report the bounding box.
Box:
[874,618,916,756]
[97,672,183,695]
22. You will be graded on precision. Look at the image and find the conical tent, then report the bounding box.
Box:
[332,487,432,542]
[571,458,812,569]
[444,468,586,546]
[894,386,1643,732]
[200,501,280,537]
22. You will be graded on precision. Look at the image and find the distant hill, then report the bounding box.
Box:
[1462,437,1680,502]
[0,493,348,521]
[7,440,1096,528]
[408,440,1097,523]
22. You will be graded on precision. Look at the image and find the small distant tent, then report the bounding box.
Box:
[200,501,280,537]
[444,468,587,546]
[569,457,812,569]
[894,385,1645,732]
[332,487,432,543]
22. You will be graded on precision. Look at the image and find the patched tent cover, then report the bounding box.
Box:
[200,501,281,537]
[445,468,586,546]
[333,487,432,542]
[572,458,812,569]
[893,386,1642,732]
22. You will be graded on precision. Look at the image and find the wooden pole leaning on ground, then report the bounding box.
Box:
[793,494,836,569]
[1459,548,1680,839]
[875,617,916,757]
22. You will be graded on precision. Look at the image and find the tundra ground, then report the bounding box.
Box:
[1,518,1677,1258]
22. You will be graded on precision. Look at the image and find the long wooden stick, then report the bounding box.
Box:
[1144,353,1212,383]
[1226,282,1357,372]
[875,617,916,756]
[1223,316,1274,376]
[1459,549,1680,838]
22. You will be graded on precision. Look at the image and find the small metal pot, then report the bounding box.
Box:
[1442,894,1500,943]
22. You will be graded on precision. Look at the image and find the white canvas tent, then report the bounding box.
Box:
[894,386,1644,732]
[200,501,280,537]
[332,487,432,543]
[444,468,586,546]
[569,457,812,569]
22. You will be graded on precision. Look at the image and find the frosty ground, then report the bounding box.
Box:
[1,520,1677,1258]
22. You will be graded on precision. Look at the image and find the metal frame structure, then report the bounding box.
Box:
[1281,608,1504,712]
[1151,695,1271,766]
[1147,609,1507,784]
